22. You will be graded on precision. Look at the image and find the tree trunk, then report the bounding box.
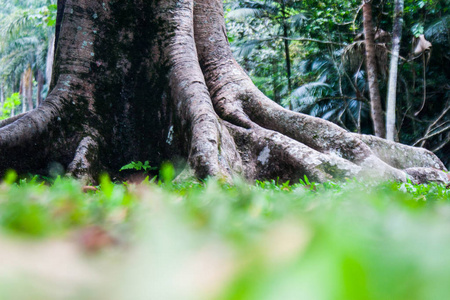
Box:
[46,34,55,88]
[19,73,27,114]
[280,0,292,109]
[272,59,280,104]
[23,66,33,112]
[0,0,447,185]
[37,70,44,106]
[386,0,404,141]
[0,84,4,106]
[362,1,386,138]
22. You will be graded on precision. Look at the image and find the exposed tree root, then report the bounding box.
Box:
[226,122,360,183]
[0,113,28,129]
[66,136,100,184]
[191,0,448,184]
[0,75,91,175]
[354,134,446,170]
[163,2,224,179]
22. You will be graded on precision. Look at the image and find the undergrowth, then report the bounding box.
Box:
[0,171,449,300]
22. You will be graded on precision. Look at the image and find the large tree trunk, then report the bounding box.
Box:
[386,0,404,141]
[0,0,447,184]
[362,1,386,138]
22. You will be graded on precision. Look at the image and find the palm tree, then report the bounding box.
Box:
[0,1,55,116]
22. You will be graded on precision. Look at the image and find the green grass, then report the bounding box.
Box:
[0,173,449,300]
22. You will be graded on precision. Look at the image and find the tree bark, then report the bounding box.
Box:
[362,1,386,138]
[271,59,280,104]
[19,73,25,114]
[36,70,44,106]
[0,84,4,107]
[0,0,447,185]
[386,0,404,141]
[45,34,55,88]
[280,0,292,109]
[25,67,33,111]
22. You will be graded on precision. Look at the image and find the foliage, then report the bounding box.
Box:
[0,0,56,116]
[0,172,134,237]
[0,173,450,299]
[119,161,157,173]
[0,92,21,120]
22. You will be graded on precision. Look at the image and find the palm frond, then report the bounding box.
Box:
[291,82,333,111]
[290,13,309,30]
[342,41,365,70]
[234,39,264,57]
[425,15,450,43]
[227,8,267,20]
[0,9,42,39]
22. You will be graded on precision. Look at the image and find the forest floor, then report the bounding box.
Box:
[0,170,450,300]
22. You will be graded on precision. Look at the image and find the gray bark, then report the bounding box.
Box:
[0,85,4,111]
[37,70,44,106]
[386,0,404,141]
[45,35,55,88]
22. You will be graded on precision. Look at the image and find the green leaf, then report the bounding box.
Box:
[120,161,140,172]
[3,170,18,185]
[160,162,175,183]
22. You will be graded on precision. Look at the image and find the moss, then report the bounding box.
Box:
[318,162,352,179]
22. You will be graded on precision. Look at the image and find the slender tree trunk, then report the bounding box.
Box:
[362,0,386,138]
[23,66,33,111]
[0,0,446,185]
[280,0,292,109]
[272,59,280,104]
[386,0,404,141]
[37,70,44,106]
[20,73,26,113]
[0,84,4,106]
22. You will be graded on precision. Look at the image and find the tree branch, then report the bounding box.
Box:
[253,36,347,46]
[317,96,370,105]
[432,135,450,153]
[414,124,450,146]
[414,104,450,146]
[275,36,347,46]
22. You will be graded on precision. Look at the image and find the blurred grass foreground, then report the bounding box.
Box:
[0,172,450,300]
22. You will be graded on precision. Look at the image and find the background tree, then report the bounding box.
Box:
[0,0,56,118]
[386,0,404,141]
[362,0,386,138]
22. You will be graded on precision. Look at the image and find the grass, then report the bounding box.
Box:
[0,171,449,300]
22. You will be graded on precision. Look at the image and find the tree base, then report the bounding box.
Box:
[0,0,447,185]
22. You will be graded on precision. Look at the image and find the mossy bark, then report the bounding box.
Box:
[0,0,447,184]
